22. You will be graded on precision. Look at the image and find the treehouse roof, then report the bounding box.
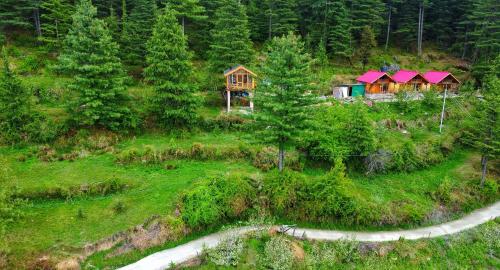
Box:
[392,70,428,83]
[224,65,257,77]
[357,71,394,84]
[423,71,460,84]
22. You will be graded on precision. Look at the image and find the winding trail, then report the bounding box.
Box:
[119,201,500,270]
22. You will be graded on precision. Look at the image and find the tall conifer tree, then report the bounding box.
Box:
[255,33,316,171]
[0,48,35,143]
[349,0,385,38]
[39,0,73,49]
[144,8,199,128]
[208,0,254,73]
[59,0,133,130]
[121,0,156,66]
[163,0,206,36]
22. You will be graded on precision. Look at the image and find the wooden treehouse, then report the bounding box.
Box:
[223,65,257,112]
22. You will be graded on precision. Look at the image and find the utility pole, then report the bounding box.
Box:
[439,88,448,133]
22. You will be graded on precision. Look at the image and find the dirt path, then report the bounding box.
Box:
[119,201,500,270]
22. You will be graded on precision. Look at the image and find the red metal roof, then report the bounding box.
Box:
[356,70,392,84]
[423,71,459,84]
[392,70,427,83]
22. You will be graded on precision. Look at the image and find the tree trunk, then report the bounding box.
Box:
[480,155,488,187]
[33,8,41,37]
[278,142,285,172]
[268,13,272,40]
[385,3,392,51]
[182,16,185,36]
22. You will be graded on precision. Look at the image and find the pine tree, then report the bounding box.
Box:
[121,0,157,66]
[463,75,499,187]
[0,0,38,31]
[345,101,376,157]
[357,26,377,70]
[328,0,353,59]
[0,47,35,143]
[266,0,299,39]
[255,33,317,172]
[104,7,121,43]
[208,0,254,73]
[163,0,206,36]
[349,0,385,38]
[59,0,133,131]
[144,9,199,128]
[39,0,73,50]
[315,39,328,66]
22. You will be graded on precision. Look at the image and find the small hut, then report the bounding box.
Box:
[356,71,396,94]
[423,71,460,91]
[223,65,257,112]
[392,70,429,92]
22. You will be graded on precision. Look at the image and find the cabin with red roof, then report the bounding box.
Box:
[423,71,460,91]
[393,70,429,92]
[356,71,396,94]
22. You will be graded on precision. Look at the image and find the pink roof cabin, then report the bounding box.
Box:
[392,70,429,92]
[424,71,460,91]
[356,71,396,94]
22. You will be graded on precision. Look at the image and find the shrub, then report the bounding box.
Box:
[253,147,277,171]
[181,184,221,228]
[263,170,305,215]
[431,177,453,204]
[180,176,255,228]
[112,201,127,214]
[421,88,441,111]
[262,236,295,270]
[206,235,244,266]
[17,54,44,74]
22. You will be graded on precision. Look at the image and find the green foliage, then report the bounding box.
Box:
[262,236,295,270]
[463,76,499,160]
[0,0,37,31]
[208,0,254,73]
[305,102,376,163]
[0,48,56,144]
[145,8,200,128]
[39,0,73,50]
[327,0,353,59]
[431,177,453,204]
[163,0,206,35]
[59,0,134,131]
[263,169,305,215]
[255,33,316,170]
[121,0,157,66]
[357,26,377,69]
[180,175,255,228]
[0,188,25,252]
[206,235,244,266]
[350,0,385,38]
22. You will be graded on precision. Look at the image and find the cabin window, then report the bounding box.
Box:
[231,75,237,84]
[243,75,248,83]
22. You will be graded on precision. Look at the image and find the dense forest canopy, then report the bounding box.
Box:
[0,0,498,71]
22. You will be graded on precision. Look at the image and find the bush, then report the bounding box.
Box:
[180,176,255,228]
[206,235,244,266]
[263,170,305,215]
[17,54,44,74]
[431,177,453,204]
[15,179,127,200]
[262,236,295,270]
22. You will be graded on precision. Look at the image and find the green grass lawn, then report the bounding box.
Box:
[1,139,258,267]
